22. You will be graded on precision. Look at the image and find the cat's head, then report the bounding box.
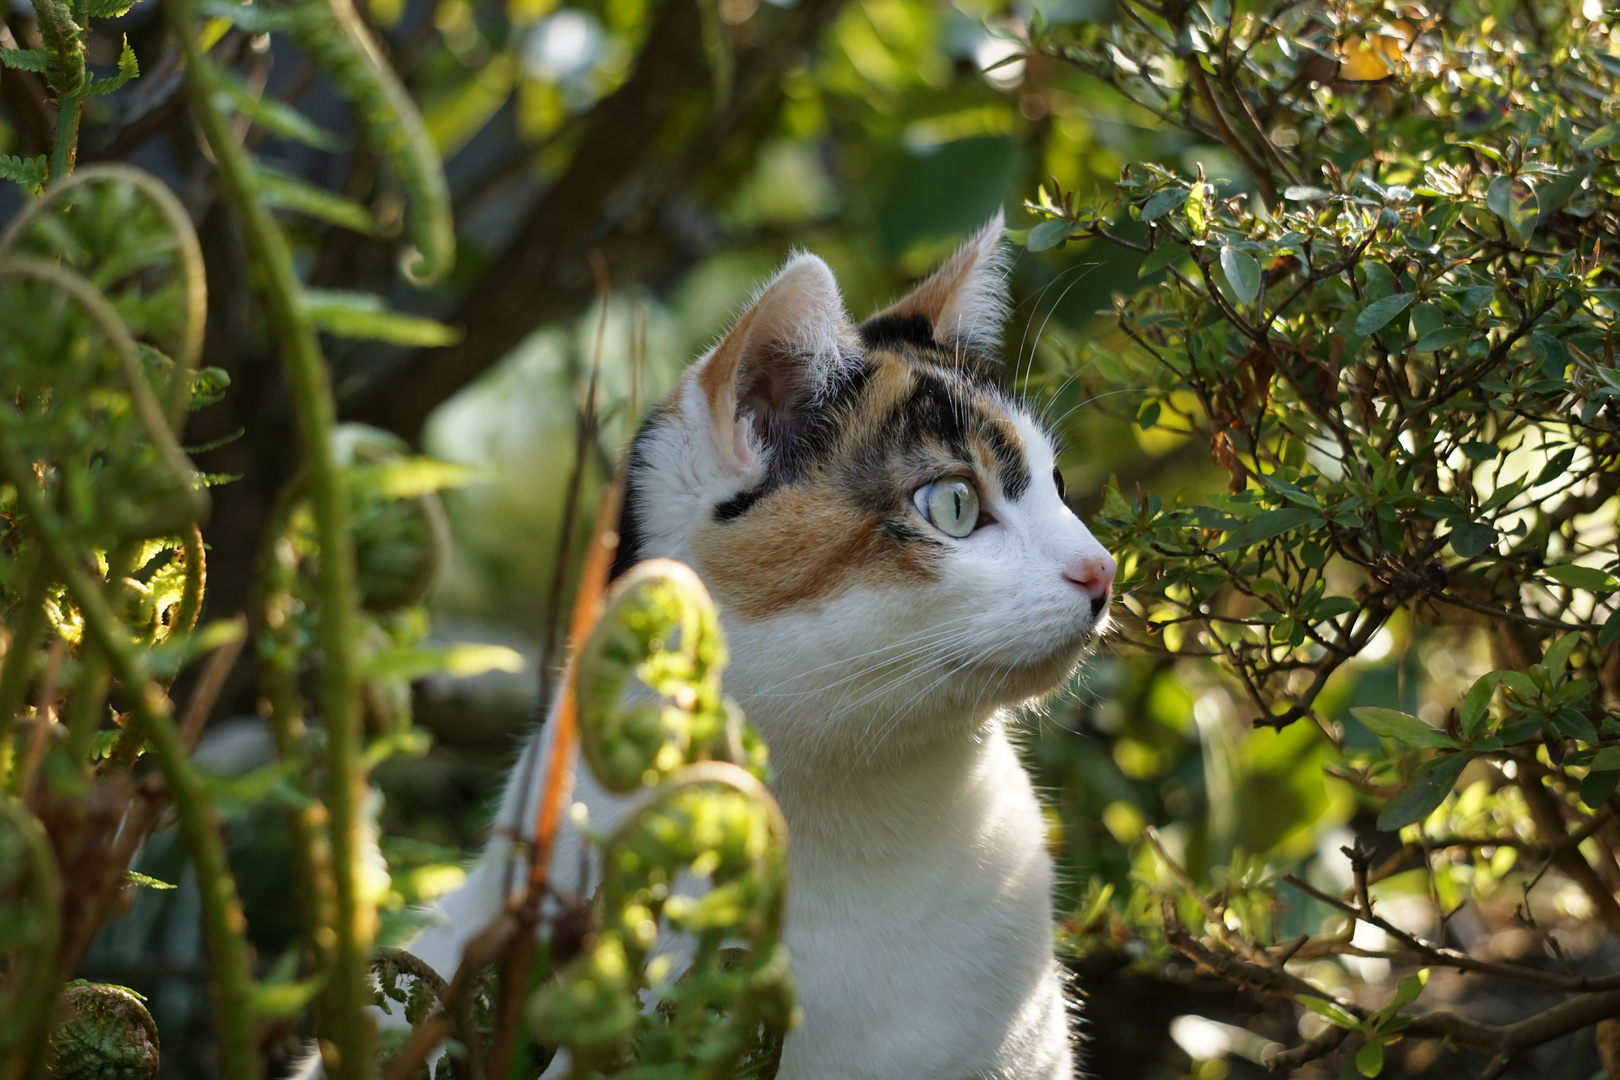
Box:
[615,213,1115,774]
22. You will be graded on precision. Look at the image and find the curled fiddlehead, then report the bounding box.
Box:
[529,559,793,1080]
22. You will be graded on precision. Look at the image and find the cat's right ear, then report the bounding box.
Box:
[692,253,856,476]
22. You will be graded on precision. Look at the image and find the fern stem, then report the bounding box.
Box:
[0,416,261,1080]
[0,550,49,787]
[49,91,80,181]
[0,799,64,1080]
[164,4,374,1076]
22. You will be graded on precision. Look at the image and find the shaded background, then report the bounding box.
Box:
[3,0,1610,1075]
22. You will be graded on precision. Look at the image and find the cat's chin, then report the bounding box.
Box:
[968,620,1105,705]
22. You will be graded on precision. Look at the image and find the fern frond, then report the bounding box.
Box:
[0,153,50,192]
[87,36,139,95]
[289,0,454,283]
[0,48,50,72]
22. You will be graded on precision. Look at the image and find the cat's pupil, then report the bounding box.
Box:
[1053,466,1067,501]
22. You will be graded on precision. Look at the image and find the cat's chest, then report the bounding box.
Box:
[772,732,1062,1078]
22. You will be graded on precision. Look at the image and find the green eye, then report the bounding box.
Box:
[918,478,981,538]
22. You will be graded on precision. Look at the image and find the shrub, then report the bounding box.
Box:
[1024,1,1620,1075]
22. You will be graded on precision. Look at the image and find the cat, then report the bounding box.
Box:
[398,210,1116,1079]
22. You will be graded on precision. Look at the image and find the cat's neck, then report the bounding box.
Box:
[765,712,1012,859]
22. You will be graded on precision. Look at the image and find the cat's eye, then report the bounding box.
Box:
[1052,466,1067,501]
[916,478,981,538]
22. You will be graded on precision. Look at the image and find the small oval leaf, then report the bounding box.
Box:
[1220,245,1262,305]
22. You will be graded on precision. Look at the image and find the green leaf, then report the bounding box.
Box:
[1388,970,1428,1012]
[348,456,475,499]
[1141,189,1183,221]
[1138,241,1184,278]
[87,36,139,96]
[1212,506,1319,552]
[1413,327,1468,352]
[1351,707,1458,749]
[1297,995,1360,1030]
[1590,746,1620,771]
[251,975,326,1020]
[197,0,297,29]
[302,290,463,346]
[125,871,177,890]
[1459,441,1499,462]
[1582,122,1620,150]
[1448,521,1497,558]
[1543,564,1620,593]
[1581,769,1619,808]
[1355,293,1414,336]
[363,643,525,682]
[0,48,50,72]
[1356,1040,1384,1077]
[1486,175,1538,245]
[0,153,49,192]
[87,0,141,16]
[1026,219,1072,252]
[1184,182,1208,236]
[212,67,341,150]
[1377,754,1467,831]
[1459,672,1503,737]
[257,167,379,235]
[1602,610,1620,650]
[1543,631,1581,676]
[1220,245,1261,305]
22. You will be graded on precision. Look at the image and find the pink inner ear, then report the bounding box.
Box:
[695,254,856,473]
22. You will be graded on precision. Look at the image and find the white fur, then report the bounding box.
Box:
[361,235,1112,1080]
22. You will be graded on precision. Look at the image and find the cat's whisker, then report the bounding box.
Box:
[1048,385,1149,430]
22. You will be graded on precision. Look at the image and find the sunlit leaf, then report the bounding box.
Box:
[1351,707,1457,749]
[1377,755,1467,831]
[1354,293,1414,336]
[1486,175,1537,245]
[1219,245,1261,305]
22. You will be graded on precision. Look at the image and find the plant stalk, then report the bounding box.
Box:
[163,3,373,1075]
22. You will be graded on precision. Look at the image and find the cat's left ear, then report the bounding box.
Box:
[864,210,1009,356]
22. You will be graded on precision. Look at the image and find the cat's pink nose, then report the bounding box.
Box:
[1064,552,1116,608]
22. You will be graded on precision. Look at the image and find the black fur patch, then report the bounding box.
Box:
[858,312,936,350]
[610,420,655,581]
[714,483,770,522]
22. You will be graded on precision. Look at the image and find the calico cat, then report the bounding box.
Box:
[406,212,1115,1079]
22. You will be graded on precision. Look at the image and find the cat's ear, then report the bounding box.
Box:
[865,210,1009,355]
[694,252,857,475]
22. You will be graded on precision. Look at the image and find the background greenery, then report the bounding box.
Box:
[5,0,1620,1077]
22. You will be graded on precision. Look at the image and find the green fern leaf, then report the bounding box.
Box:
[87,36,139,95]
[209,63,340,150]
[0,153,49,192]
[0,48,50,72]
[86,0,141,17]
[301,290,462,346]
[256,167,379,235]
